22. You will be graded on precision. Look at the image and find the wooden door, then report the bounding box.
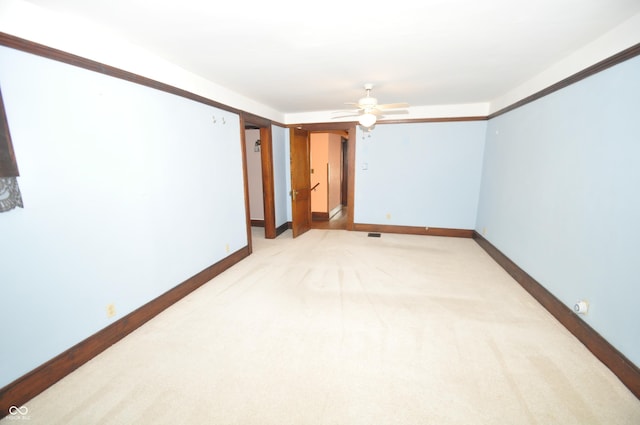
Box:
[290,127,311,238]
[341,136,348,206]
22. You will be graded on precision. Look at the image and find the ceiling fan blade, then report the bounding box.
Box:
[332,113,361,119]
[336,85,409,122]
[332,108,361,113]
[340,105,364,112]
[377,109,409,115]
[376,102,410,110]
[332,112,361,118]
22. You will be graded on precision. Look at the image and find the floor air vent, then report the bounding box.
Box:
[368,232,381,238]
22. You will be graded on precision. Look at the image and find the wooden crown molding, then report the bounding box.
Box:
[488,42,640,119]
[2,32,639,126]
[0,32,241,116]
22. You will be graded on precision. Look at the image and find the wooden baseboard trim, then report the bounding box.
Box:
[353,223,474,238]
[472,231,640,399]
[250,219,265,227]
[0,246,250,418]
[328,204,343,219]
[275,222,289,237]
[311,206,343,222]
[312,211,330,221]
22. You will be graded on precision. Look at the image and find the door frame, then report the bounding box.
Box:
[341,136,348,207]
[241,112,277,240]
[289,127,312,237]
[288,122,356,231]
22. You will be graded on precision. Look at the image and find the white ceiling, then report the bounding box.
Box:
[21,0,640,116]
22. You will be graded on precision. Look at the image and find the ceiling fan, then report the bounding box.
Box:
[333,83,409,129]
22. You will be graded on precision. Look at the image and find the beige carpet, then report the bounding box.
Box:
[5,229,640,424]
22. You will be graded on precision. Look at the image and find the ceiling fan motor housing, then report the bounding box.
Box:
[358,96,378,108]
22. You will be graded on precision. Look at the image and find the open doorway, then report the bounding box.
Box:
[289,123,356,235]
[310,131,349,230]
[242,113,276,240]
[244,126,264,226]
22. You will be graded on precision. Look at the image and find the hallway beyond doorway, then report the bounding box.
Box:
[311,206,348,230]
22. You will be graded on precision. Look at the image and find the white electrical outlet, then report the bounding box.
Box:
[574,300,589,315]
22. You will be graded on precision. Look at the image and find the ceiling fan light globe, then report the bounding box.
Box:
[359,113,377,128]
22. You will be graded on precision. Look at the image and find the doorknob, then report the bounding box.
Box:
[290,189,298,201]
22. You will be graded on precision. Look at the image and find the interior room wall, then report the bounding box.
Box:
[0,45,248,388]
[245,128,263,221]
[353,121,486,229]
[309,132,343,217]
[476,55,640,367]
[283,129,292,224]
[310,133,329,213]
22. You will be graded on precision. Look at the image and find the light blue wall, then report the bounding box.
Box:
[284,128,292,223]
[0,46,248,387]
[476,55,640,366]
[271,125,289,228]
[354,122,486,229]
